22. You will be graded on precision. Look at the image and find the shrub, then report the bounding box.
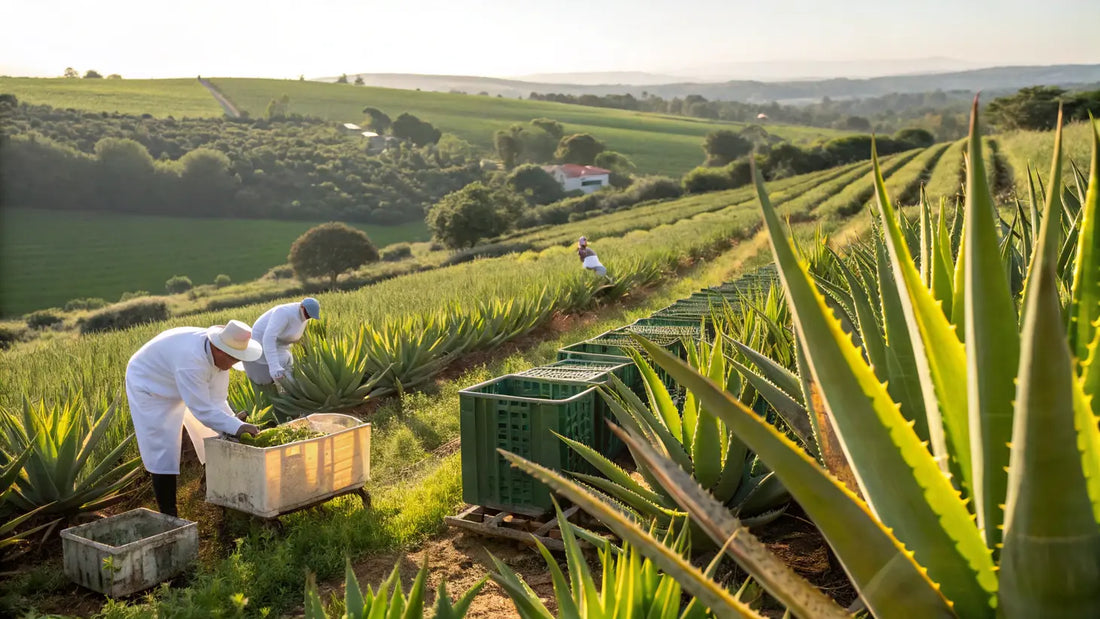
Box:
[119,290,149,302]
[24,309,64,330]
[440,241,534,266]
[214,273,232,288]
[265,264,295,280]
[682,165,737,193]
[0,324,27,349]
[380,243,413,262]
[79,298,169,334]
[63,297,108,312]
[165,275,193,294]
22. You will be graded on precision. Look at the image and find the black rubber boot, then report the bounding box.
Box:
[150,473,178,517]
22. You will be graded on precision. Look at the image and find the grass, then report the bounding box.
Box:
[0,209,429,317]
[997,120,1097,195]
[210,78,847,176]
[0,77,223,118]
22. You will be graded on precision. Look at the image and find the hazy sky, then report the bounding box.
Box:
[2,0,1097,79]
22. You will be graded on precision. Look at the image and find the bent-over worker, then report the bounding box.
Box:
[125,320,262,516]
[243,297,320,385]
[577,236,612,282]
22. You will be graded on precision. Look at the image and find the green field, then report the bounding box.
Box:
[997,120,1097,193]
[0,77,223,118]
[0,209,428,317]
[211,78,847,176]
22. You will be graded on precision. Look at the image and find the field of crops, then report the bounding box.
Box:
[0,208,429,317]
[998,119,1097,193]
[0,77,223,118]
[210,78,847,176]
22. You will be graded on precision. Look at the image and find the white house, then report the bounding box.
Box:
[543,164,611,194]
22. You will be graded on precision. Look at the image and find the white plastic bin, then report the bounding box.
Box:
[204,413,371,518]
[60,508,198,597]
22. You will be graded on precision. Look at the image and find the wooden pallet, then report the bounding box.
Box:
[445,504,612,552]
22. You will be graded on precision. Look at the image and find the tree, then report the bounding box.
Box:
[555,133,605,165]
[894,127,936,148]
[391,113,441,146]
[594,151,636,188]
[702,130,752,167]
[289,222,379,288]
[354,75,364,86]
[530,118,564,140]
[106,74,122,79]
[214,274,232,288]
[175,148,239,216]
[986,86,1066,131]
[336,73,349,84]
[495,130,521,168]
[63,67,79,79]
[361,107,391,133]
[84,70,103,79]
[265,94,290,119]
[841,115,872,132]
[426,182,524,249]
[506,164,564,205]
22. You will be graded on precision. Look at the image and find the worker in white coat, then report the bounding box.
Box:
[125,320,263,516]
[577,236,612,282]
[242,297,320,385]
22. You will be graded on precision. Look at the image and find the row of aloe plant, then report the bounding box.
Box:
[233,247,672,417]
[499,103,1100,617]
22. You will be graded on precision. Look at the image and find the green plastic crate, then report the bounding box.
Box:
[460,375,602,516]
[518,359,639,392]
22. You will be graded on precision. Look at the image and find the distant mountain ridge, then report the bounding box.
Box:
[322,64,1100,104]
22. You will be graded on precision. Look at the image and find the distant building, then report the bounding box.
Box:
[756,113,769,121]
[342,122,362,132]
[360,131,401,153]
[543,164,611,194]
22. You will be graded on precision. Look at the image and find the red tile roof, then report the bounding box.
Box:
[550,163,612,178]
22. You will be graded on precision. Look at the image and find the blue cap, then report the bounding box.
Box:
[301,297,320,320]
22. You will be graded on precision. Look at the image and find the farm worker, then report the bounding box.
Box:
[242,297,321,385]
[125,320,263,516]
[577,236,612,282]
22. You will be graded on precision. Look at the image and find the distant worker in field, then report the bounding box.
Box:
[243,297,321,385]
[125,320,262,516]
[577,236,612,282]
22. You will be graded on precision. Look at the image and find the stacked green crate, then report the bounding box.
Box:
[517,358,634,462]
[460,375,601,516]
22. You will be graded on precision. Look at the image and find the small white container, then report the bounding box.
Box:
[204,413,371,518]
[60,508,198,597]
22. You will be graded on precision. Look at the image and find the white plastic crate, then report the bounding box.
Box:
[60,507,198,597]
[204,413,371,518]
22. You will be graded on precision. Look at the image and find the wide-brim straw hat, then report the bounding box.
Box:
[207,320,263,363]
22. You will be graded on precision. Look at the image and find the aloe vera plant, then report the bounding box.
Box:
[0,445,55,556]
[272,325,389,418]
[561,336,789,536]
[508,105,1100,617]
[0,396,142,519]
[490,503,718,619]
[304,558,485,619]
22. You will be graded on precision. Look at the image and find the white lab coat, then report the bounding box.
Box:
[125,327,245,474]
[582,254,604,269]
[242,302,308,384]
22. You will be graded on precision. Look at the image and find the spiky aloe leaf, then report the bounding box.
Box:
[963,99,1019,552]
[931,198,955,319]
[999,138,1100,614]
[500,450,767,619]
[749,162,994,616]
[635,335,955,617]
[1069,116,1100,361]
[610,424,846,617]
[727,356,813,448]
[868,148,972,496]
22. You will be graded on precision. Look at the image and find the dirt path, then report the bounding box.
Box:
[198,77,241,118]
